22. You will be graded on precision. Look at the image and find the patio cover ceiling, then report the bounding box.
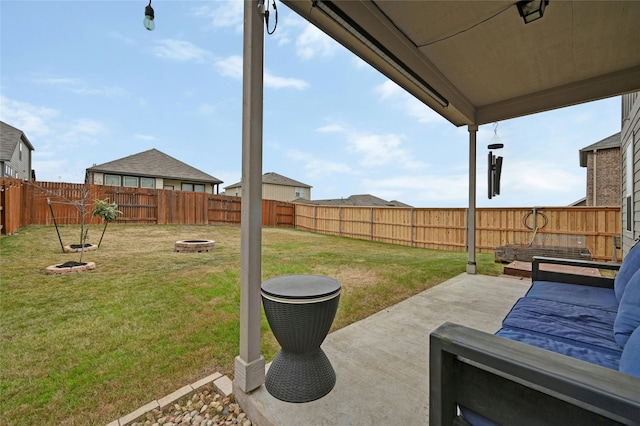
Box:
[281,0,640,127]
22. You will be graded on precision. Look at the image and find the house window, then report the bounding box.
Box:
[140,177,155,188]
[295,187,306,198]
[181,183,193,191]
[123,176,139,187]
[104,174,121,186]
[164,185,174,190]
[194,184,205,193]
[19,142,23,161]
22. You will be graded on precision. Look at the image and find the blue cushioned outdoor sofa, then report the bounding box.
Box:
[430,243,640,425]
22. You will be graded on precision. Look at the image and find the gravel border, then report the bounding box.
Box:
[106,373,253,426]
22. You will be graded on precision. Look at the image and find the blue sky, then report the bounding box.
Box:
[1,1,622,208]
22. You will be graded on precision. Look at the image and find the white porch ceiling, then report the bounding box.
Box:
[281,0,640,126]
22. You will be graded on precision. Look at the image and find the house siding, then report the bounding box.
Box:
[263,184,310,202]
[89,172,214,193]
[622,91,640,255]
[585,147,620,206]
[3,142,32,181]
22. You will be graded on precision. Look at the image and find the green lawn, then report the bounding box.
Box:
[0,224,503,425]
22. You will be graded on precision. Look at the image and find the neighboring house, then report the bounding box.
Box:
[86,148,223,194]
[0,121,35,181]
[224,172,311,202]
[294,194,412,208]
[621,92,640,255]
[579,132,621,206]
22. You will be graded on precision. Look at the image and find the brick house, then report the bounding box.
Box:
[579,132,621,206]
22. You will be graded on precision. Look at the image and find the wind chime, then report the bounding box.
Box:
[488,122,504,199]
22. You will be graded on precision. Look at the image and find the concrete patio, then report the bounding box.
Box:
[235,273,531,425]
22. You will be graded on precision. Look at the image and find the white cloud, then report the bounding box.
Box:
[153,39,211,62]
[295,24,338,60]
[361,174,469,205]
[215,55,242,79]
[67,118,105,137]
[323,124,428,170]
[317,124,345,133]
[134,133,156,141]
[190,2,244,33]
[375,80,443,124]
[506,160,583,194]
[264,71,309,90]
[215,55,309,90]
[0,95,108,181]
[108,31,135,45]
[197,104,217,115]
[34,77,127,98]
[0,96,58,137]
[287,149,355,179]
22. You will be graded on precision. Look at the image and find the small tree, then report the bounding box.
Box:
[75,182,92,263]
[92,198,122,248]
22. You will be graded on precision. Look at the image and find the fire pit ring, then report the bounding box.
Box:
[175,240,216,253]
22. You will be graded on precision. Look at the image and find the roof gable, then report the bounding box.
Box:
[295,194,412,208]
[225,172,311,189]
[579,132,621,167]
[0,121,35,161]
[86,148,222,183]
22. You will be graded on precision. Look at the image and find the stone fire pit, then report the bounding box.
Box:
[175,240,216,253]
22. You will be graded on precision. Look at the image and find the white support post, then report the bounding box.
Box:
[467,125,478,275]
[234,0,265,393]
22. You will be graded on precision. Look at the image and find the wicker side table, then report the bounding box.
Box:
[261,274,341,403]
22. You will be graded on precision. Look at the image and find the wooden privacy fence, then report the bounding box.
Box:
[0,178,23,235]
[0,179,295,233]
[294,205,621,261]
[1,178,622,261]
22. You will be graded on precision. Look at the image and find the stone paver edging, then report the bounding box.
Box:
[45,261,96,275]
[106,373,233,426]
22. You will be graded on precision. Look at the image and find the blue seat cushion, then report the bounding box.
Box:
[502,297,619,352]
[619,326,640,377]
[496,327,621,370]
[526,281,618,312]
[615,240,640,302]
[614,268,640,347]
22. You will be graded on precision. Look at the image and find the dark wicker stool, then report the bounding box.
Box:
[261,274,341,403]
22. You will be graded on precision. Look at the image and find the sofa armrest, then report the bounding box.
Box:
[429,322,640,426]
[531,256,619,287]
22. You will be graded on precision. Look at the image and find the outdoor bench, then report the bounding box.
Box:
[429,245,640,425]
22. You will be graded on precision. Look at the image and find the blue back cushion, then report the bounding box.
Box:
[615,241,640,302]
[614,268,640,347]
[619,326,640,377]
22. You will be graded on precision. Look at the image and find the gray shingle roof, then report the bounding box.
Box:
[1,121,35,161]
[224,172,311,190]
[579,132,621,167]
[86,148,222,183]
[293,194,412,208]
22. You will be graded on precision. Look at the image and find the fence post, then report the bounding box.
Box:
[314,205,318,233]
[370,207,374,241]
[411,207,415,247]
